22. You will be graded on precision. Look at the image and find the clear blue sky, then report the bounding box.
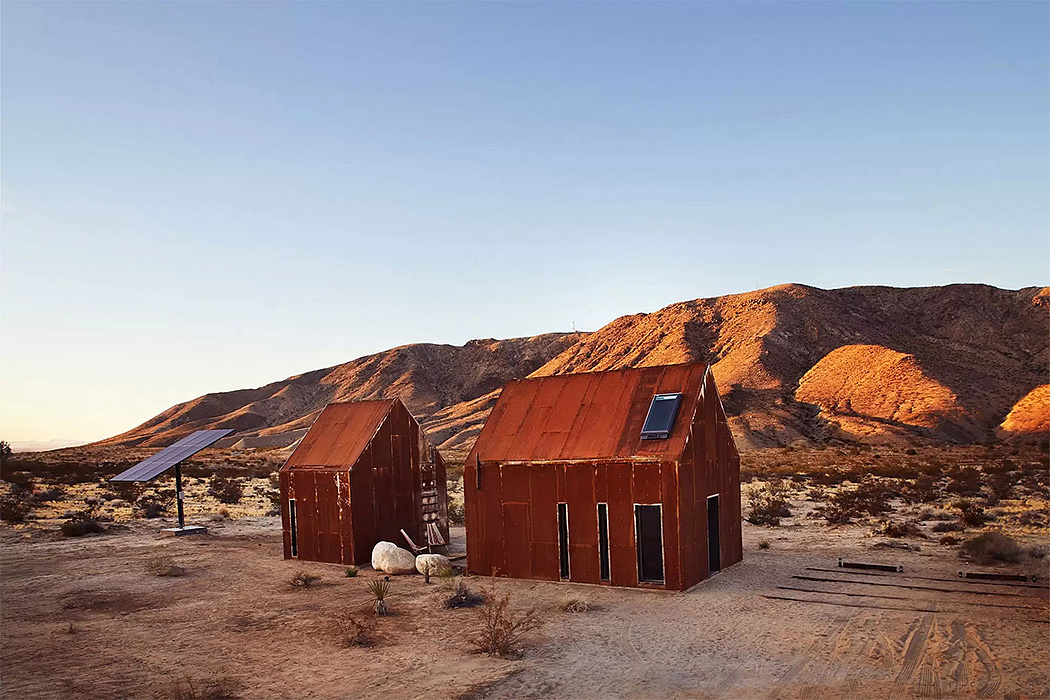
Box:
[2,1,1047,444]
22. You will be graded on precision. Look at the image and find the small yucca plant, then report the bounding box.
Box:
[368,578,390,616]
[345,566,358,578]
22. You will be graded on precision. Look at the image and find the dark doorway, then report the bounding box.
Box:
[635,504,664,582]
[557,503,570,579]
[289,499,298,558]
[597,503,610,581]
[707,494,720,573]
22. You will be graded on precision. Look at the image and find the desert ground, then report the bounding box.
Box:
[2,445,1049,699]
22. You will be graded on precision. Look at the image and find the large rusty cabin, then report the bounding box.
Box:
[279,398,448,565]
[464,364,741,591]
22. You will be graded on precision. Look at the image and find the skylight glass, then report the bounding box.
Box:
[640,393,683,440]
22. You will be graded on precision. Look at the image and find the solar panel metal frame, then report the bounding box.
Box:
[640,393,683,440]
[109,429,234,482]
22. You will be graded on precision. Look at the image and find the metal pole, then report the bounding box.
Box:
[174,462,185,529]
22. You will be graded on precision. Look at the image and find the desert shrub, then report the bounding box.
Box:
[876,520,926,539]
[959,531,1023,565]
[0,492,33,523]
[931,521,960,533]
[901,475,939,504]
[939,535,959,546]
[368,578,391,615]
[345,566,358,578]
[447,500,465,526]
[1018,510,1049,527]
[469,591,542,658]
[207,476,244,505]
[445,580,485,609]
[334,610,377,647]
[289,571,321,589]
[136,490,175,519]
[945,467,982,496]
[560,597,591,613]
[268,472,280,487]
[818,478,893,524]
[984,472,1014,506]
[758,540,771,549]
[955,499,987,527]
[31,486,67,504]
[147,555,186,577]
[60,507,105,537]
[2,470,35,491]
[169,676,243,700]
[263,489,280,509]
[745,479,790,527]
[111,482,146,503]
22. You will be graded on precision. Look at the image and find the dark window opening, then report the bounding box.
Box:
[707,494,721,573]
[289,499,298,557]
[598,503,611,581]
[557,503,570,579]
[635,504,664,582]
[641,393,683,440]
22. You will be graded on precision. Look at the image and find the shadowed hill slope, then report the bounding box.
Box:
[96,283,1047,456]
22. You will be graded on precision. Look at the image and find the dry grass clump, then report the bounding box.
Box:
[147,555,187,577]
[60,506,106,537]
[345,566,358,578]
[560,597,591,613]
[0,492,32,523]
[745,479,791,526]
[817,478,893,524]
[469,590,542,658]
[875,520,926,539]
[959,531,1023,564]
[289,571,321,589]
[955,499,987,527]
[169,676,242,700]
[207,475,244,505]
[445,580,485,609]
[334,610,378,648]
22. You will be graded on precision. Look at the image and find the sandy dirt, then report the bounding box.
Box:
[2,511,1048,700]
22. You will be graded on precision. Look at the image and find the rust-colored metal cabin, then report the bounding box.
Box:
[279,398,448,565]
[464,364,741,591]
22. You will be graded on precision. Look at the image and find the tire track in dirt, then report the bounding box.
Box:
[765,614,851,700]
[967,623,1002,698]
[888,612,934,700]
[709,667,739,699]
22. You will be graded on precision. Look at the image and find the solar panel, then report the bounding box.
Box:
[110,429,234,482]
[640,393,682,440]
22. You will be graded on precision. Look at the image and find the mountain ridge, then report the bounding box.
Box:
[95,282,1049,456]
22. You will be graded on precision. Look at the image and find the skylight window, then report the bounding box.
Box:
[640,393,683,440]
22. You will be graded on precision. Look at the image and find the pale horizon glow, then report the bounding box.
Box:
[2,2,1047,445]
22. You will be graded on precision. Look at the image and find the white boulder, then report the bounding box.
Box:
[371,541,399,570]
[372,543,417,575]
[415,554,453,576]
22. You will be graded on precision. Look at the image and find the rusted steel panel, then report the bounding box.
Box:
[465,364,708,465]
[502,502,531,579]
[463,364,741,591]
[284,399,394,468]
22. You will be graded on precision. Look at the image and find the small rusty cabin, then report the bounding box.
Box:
[279,398,448,565]
[464,363,741,591]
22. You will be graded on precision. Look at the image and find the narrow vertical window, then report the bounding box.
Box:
[288,498,298,557]
[597,503,610,581]
[557,502,570,579]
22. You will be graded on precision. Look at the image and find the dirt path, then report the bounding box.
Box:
[2,519,1048,699]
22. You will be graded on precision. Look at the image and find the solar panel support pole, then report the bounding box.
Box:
[174,462,185,529]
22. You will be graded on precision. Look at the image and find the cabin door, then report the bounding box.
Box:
[707,494,721,573]
[635,504,664,583]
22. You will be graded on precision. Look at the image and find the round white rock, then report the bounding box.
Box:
[415,553,453,576]
[374,544,418,575]
[371,541,399,570]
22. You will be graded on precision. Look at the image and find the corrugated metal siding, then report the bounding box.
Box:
[464,364,740,591]
[280,398,448,566]
[285,400,394,468]
[465,364,707,464]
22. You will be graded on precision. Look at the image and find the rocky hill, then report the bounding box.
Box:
[97,283,1048,456]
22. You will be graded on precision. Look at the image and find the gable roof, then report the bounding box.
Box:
[284,398,398,469]
[466,363,709,464]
